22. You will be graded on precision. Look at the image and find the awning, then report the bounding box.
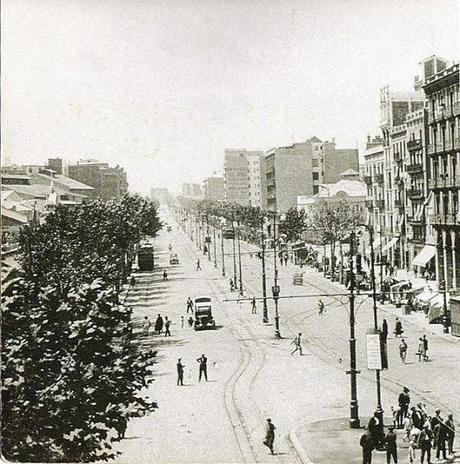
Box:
[382,236,399,252]
[411,245,436,267]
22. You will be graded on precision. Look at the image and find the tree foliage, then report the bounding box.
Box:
[278,208,309,243]
[2,194,161,462]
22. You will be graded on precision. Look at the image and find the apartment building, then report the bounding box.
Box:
[203,177,225,201]
[224,149,263,207]
[263,137,323,213]
[424,62,460,291]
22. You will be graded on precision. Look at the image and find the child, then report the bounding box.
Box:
[408,440,416,463]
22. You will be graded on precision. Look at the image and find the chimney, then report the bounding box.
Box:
[367,135,371,143]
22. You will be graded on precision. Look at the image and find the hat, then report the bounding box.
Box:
[403,387,409,393]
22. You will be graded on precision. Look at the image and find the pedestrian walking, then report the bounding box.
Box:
[399,339,408,364]
[411,407,424,431]
[422,335,429,361]
[418,425,433,464]
[186,297,194,313]
[164,317,171,336]
[196,259,201,271]
[398,387,410,427]
[177,358,185,386]
[318,299,325,315]
[417,338,425,362]
[230,278,235,292]
[290,333,303,356]
[263,418,276,455]
[394,318,404,337]
[188,316,194,328]
[142,316,151,336]
[382,319,389,343]
[197,354,208,381]
[446,413,455,457]
[251,296,257,314]
[181,315,185,329]
[384,427,398,463]
[284,254,288,266]
[154,314,164,334]
[360,430,374,464]
[162,270,168,281]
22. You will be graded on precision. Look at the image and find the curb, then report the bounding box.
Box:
[288,428,315,464]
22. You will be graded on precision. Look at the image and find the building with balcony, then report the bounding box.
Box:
[380,84,425,269]
[224,149,263,206]
[363,135,385,232]
[322,139,359,184]
[423,61,460,291]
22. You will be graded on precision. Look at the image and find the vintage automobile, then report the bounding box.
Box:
[169,253,179,265]
[194,297,215,331]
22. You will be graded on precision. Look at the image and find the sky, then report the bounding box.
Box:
[2,0,459,194]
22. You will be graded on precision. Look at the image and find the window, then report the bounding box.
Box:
[312,172,319,180]
[312,159,319,167]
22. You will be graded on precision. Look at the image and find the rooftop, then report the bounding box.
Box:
[35,172,94,190]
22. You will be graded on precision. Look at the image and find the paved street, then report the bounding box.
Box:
[112,209,459,463]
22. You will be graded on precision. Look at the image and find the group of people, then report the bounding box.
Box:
[385,387,456,463]
[142,313,172,337]
[277,251,289,266]
[176,354,208,386]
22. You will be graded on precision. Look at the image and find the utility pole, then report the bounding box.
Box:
[272,211,281,338]
[232,219,237,288]
[236,221,243,295]
[213,223,217,268]
[221,221,226,277]
[379,227,385,303]
[261,215,268,323]
[347,231,360,429]
[206,215,211,261]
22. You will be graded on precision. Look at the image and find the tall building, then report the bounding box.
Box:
[322,140,359,184]
[181,183,202,200]
[380,85,425,268]
[423,61,460,291]
[262,137,323,213]
[363,135,385,232]
[203,177,225,201]
[224,149,263,206]
[68,160,128,201]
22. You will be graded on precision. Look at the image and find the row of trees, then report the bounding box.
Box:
[2,194,162,462]
[180,197,364,254]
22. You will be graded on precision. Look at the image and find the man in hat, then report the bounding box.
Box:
[398,387,410,428]
[360,429,374,464]
[263,418,276,455]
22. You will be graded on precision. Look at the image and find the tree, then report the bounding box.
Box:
[2,194,161,462]
[278,208,309,243]
[310,200,364,279]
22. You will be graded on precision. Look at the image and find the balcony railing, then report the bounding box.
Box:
[365,199,373,208]
[407,215,422,224]
[430,214,459,225]
[455,138,460,150]
[394,198,402,208]
[427,113,434,124]
[454,101,460,116]
[374,173,384,184]
[428,178,437,189]
[394,152,402,162]
[427,144,436,155]
[408,189,422,199]
[373,199,385,209]
[407,140,422,151]
[363,175,373,185]
[406,163,423,175]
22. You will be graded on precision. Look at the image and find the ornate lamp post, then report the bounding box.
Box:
[236,220,243,295]
[260,215,269,323]
[220,217,226,277]
[272,211,281,338]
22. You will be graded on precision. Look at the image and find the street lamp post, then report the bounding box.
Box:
[236,221,244,295]
[206,215,211,261]
[379,227,385,303]
[348,231,360,429]
[261,215,269,323]
[272,211,281,338]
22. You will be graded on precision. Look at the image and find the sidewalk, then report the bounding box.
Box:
[290,418,460,464]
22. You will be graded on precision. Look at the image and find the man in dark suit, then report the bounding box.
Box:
[360,430,373,464]
[398,387,410,427]
[177,358,185,386]
[197,354,208,382]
